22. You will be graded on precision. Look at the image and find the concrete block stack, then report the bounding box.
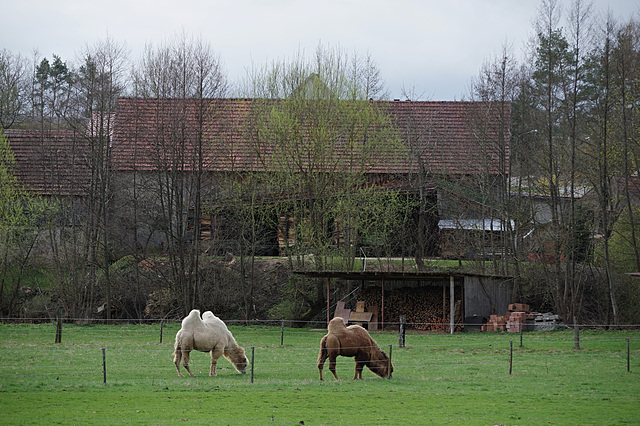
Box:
[532,312,563,330]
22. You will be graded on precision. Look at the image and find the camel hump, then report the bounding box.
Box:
[181,309,205,329]
[202,311,230,332]
[328,317,347,333]
[348,324,377,346]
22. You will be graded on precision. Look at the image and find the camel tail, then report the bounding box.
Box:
[173,330,184,360]
[318,335,328,365]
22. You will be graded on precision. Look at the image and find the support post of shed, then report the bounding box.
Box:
[381,279,385,331]
[450,274,455,334]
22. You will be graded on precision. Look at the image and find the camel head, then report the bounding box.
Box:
[226,346,248,374]
[370,349,393,378]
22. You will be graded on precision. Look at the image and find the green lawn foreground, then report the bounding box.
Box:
[0,322,638,425]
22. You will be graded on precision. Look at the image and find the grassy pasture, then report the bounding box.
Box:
[0,322,638,425]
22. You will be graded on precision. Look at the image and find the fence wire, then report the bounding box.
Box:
[0,321,636,385]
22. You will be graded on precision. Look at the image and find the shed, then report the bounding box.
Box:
[293,270,511,333]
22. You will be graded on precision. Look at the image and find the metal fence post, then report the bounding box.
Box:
[250,346,255,383]
[388,344,393,379]
[102,348,107,384]
[509,340,513,375]
[280,320,284,346]
[55,308,62,344]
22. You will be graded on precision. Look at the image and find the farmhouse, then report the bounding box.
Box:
[5,98,511,259]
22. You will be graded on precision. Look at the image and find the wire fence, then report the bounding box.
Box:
[0,320,636,386]
[3,316,640,328]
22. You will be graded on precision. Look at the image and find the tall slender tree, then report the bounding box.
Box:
[531,0,574,318]
[74,37,129,320]
[132,32,227,314]
[562,0,593,321]
[584,14,623,326]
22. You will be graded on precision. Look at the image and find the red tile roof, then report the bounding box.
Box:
[382,100,510,175]
[111,98,510,176]
[6,99,510,196]
[4,129,91,196]
[111,97,258,172]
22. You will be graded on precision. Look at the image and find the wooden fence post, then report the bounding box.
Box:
[399,315,405,348]
[573,317,580,350]
[388,344,393,379]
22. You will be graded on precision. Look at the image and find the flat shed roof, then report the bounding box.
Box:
[293,270,511,281]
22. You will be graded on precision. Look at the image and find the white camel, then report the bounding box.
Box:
[173,309,248,377]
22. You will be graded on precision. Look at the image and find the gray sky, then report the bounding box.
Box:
[3,0,638,100]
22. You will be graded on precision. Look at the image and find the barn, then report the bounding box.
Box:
[294,270,511,333]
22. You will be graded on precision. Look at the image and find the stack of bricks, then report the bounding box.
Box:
[483,314,508,331]
[482,303,533,332]
[506,303,531,333]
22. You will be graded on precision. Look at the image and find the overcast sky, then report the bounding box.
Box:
[3,0,638,100]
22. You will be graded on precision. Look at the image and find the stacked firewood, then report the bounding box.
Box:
[359,286,461,331]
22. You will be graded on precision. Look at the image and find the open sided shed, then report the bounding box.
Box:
[293,270,512,333]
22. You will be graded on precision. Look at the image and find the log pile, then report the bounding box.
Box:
[359,286,462,331]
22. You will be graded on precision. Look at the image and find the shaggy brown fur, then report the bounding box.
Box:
[173,309,248,377]
[317,317,393,380]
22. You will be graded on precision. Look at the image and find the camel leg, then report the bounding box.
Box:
[173,349,184,377]
[182,350,194,376]
[353,360,365,380]
[209,347,223,376]
[354,353,367,379]
[318,349,328,380]
[328,354,339,380]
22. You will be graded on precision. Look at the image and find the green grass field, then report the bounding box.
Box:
[0,322,638,425]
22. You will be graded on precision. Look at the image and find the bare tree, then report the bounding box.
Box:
[348,51,389,101]
[469,43,521,277]
[584,13,623,326]
[612,19,640,272]
[562,0,593,321]
[132,32,227,315]
[0,50,29,129]
[75,37,129,320]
